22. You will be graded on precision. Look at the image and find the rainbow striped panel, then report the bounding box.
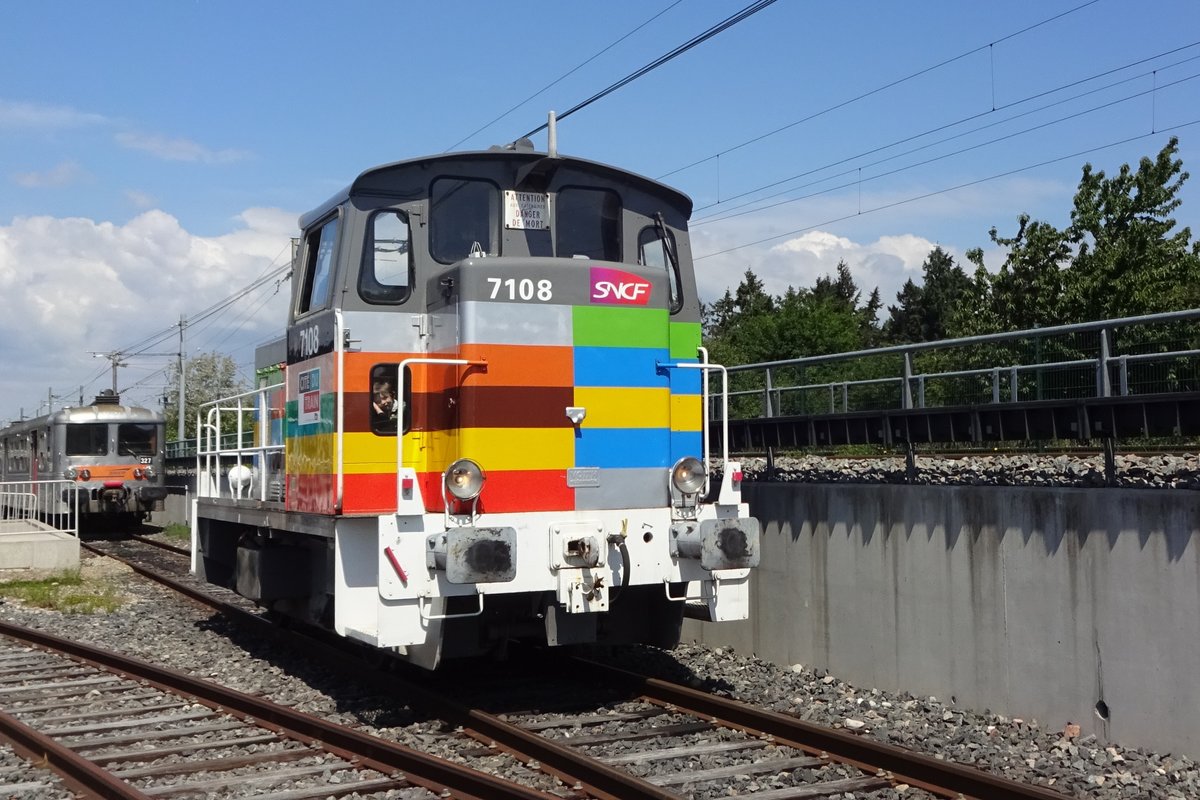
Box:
[295,299,708,516]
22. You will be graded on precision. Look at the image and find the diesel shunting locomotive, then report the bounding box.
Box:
[193,134,759,669]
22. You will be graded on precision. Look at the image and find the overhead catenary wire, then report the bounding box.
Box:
[693,119,1200,262]
[657,0,1104,180]
[694,67,1200,227]
[519,0,780,140]
[444,0,684,151]
[692,43,1200,221]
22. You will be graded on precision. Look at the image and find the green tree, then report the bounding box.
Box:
[884,246,972,342]
[165,352,246,440]
[986,214,1072,330]
[1065,136,1200,318]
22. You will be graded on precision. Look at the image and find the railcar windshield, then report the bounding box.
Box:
[65,423,108,456]
[118,423,158,456]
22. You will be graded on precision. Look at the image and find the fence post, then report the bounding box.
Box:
[841,383,849,413]
[764,368,774,418]
[918,376,926,409]
[902,352,914,409]
[1010,365,1019,403]
[1119,355,1129,396]
[828,385,836,414]
[1097,328,1112,397]
[992,367,1001,404]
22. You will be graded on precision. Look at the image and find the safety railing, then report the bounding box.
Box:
[720,308,1200,421]
[196,383,286,502]
[0,480,79,537]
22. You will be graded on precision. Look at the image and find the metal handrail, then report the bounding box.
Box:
[720,308,1200,419]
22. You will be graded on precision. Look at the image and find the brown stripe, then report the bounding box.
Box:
[344,386,575,432]
[458,386,575,429]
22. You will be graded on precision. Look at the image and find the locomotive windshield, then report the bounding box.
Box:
[430,178,499,263]
[118,423,158,456]
[65,423,108,456]
[556,186,621,261]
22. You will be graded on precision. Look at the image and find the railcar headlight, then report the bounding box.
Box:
[133,468,143,480]
[444,459,485,501]
[79,469,91,482]
[64,467,77,480]
[143,465,156,479]
[671,456,706,495]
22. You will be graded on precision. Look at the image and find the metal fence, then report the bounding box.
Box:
[721,308,1200,422]
[0,480,79,537]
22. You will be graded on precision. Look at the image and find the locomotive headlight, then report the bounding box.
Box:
[64,467,77,480]
[671,456,706,495]
[133,468,143,480]
[143,465,156,479]
[79,469,91,482]
[444,458,485,501]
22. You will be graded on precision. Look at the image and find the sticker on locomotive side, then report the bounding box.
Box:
[590,267,652,306]
[298,368,321,425]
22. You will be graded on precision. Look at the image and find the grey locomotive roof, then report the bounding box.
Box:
[299,149,693,231]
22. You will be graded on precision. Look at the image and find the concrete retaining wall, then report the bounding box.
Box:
[684,483,1200,758]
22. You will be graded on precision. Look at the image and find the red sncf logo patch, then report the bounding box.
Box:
[590,267,652,305]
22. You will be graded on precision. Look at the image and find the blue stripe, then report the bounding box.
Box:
[574,346,669,388]
[670,430,703,464]
[575,428,672,469]
[668,360,702,395]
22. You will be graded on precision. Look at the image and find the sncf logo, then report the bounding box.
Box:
[589,267,652,306]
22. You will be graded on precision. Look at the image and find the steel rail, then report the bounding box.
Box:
[0,706,152,800]
[0,618,555,800]
[85,542,692,800]
[570,657,1073,800]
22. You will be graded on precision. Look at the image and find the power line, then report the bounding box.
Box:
[693,119,1200,262]
[658,0,1103,180]
[445,0,684,151]
[694,66,1200,227]
[693,43,1200,221]
[519,0,780,140]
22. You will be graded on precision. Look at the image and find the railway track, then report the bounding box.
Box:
[0,618,555,799]
[66,536,1076,800]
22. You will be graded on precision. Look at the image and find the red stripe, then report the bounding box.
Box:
[339,470,575,515]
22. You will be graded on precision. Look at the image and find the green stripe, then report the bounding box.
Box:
[668,321,702,360]
[285,395,336,437]
[572,306,668,348]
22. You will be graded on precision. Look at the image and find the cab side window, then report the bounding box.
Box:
[360,211,412,304]
[431,178,499,264]
[638,226,682,313]
[556,187,621,262]
[370,364,412,435]
[298,216,339,314]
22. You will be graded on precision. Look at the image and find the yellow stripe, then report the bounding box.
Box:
[670,394,703,432]
[459,428,575,471]
[574,387,669,429]
[342,430,459,474]
[286,435,334,476]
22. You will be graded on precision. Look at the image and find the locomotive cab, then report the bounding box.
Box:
[193,142,759,669]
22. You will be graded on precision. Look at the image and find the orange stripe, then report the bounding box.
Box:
[460,344,573,387]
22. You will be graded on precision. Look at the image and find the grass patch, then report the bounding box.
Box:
[162,523,191,543]
[0,569,123,614]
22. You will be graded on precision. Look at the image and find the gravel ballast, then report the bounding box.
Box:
[738,451,1200,489]
[1,548,1197,798]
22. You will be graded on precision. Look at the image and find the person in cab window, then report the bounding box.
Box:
[372,379,398,432]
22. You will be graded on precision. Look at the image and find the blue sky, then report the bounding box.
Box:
[1,0,1198,420]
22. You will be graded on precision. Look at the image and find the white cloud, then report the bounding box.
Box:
[12,160,86,188]
[115,131,252,164]
[0,99,108,129]
[124,189,157,209]
[0,208,296,416]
